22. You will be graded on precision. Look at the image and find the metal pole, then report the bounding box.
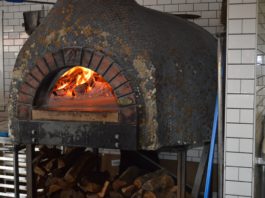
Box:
[217,36,223,198]
[191,143,210,198]
[26,144,35,198]
[13,145,20,198]
[261,166,265,198]
[177,149,186,198]
[204,97,218,198]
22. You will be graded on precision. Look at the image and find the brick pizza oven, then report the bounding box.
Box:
[8,0,217,150]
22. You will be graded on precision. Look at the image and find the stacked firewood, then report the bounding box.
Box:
[34,146,178,198]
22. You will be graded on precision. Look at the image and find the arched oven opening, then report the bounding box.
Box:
[33,66,119,121]
[14,48,138,150]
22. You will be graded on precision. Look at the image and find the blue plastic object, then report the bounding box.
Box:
[0,132,8,137]
[5,0,25,2]
[204,97,218,198]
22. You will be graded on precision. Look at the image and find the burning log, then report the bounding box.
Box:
[74,83,89,95]
[51,66,113,100]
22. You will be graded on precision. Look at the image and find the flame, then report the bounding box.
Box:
[52,66,114,98]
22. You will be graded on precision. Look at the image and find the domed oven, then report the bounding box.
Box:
[8,0,217,150]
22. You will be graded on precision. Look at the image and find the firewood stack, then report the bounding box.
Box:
[34,146,178,198]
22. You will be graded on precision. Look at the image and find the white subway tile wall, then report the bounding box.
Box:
[0,0,55,106]
[225,0,257,197]
[0,11,3,111]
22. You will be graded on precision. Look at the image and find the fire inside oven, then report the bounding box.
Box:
[32,65,122,123]
[48,66,117,112]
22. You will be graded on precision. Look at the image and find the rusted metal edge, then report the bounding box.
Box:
[15,120,137,150]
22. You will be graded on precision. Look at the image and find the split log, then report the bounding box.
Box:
[64,151,96,183]
[169,186,178,193]
[143,191,156,198]
[112,166,141,190]
[53,89,67,96]
[39,145,61,159]
[109,191,124,198]
[142,174,175,192]
[75,83,89,95]
[133,169,166,189]
[97,181,110,198]
[58,147,86,169]
[121,185,136,197]
[60,189,85,198]
[47,177,73,195]
[36,176,46,188]
[50,191,61,198]
[155,190,177,198]
[44,159,56,172]
[79,178,101,193]
[154,185,178,198]
[34,165,46,177]
[86,194,99,198]
[82,171,110,186]
[32,151,45,165]
[131,189,143,198]
[144,186,178,198]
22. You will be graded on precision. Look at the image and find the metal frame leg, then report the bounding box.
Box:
[26,144,36,198]
[13,145,20,198]
[191,143,210,198]
[177,149,186,198]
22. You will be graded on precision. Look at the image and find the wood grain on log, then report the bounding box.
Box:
[97,181,110,198]
[113,166,141,190]
[32,109,119,122]
[109,191,124,198]
[143,191,156,198]
[64,151,96,183]
[133,169,166,189]
[60,189,85,198]
[142,174,174,192]
[121,185,136,197]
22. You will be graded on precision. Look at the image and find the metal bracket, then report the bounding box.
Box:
[256,157,265,165]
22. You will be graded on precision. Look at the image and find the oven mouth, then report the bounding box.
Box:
[32,66,120,123]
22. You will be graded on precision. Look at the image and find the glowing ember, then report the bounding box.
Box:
[52,66,114,98]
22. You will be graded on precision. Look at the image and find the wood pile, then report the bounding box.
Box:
[34,146,178,198]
